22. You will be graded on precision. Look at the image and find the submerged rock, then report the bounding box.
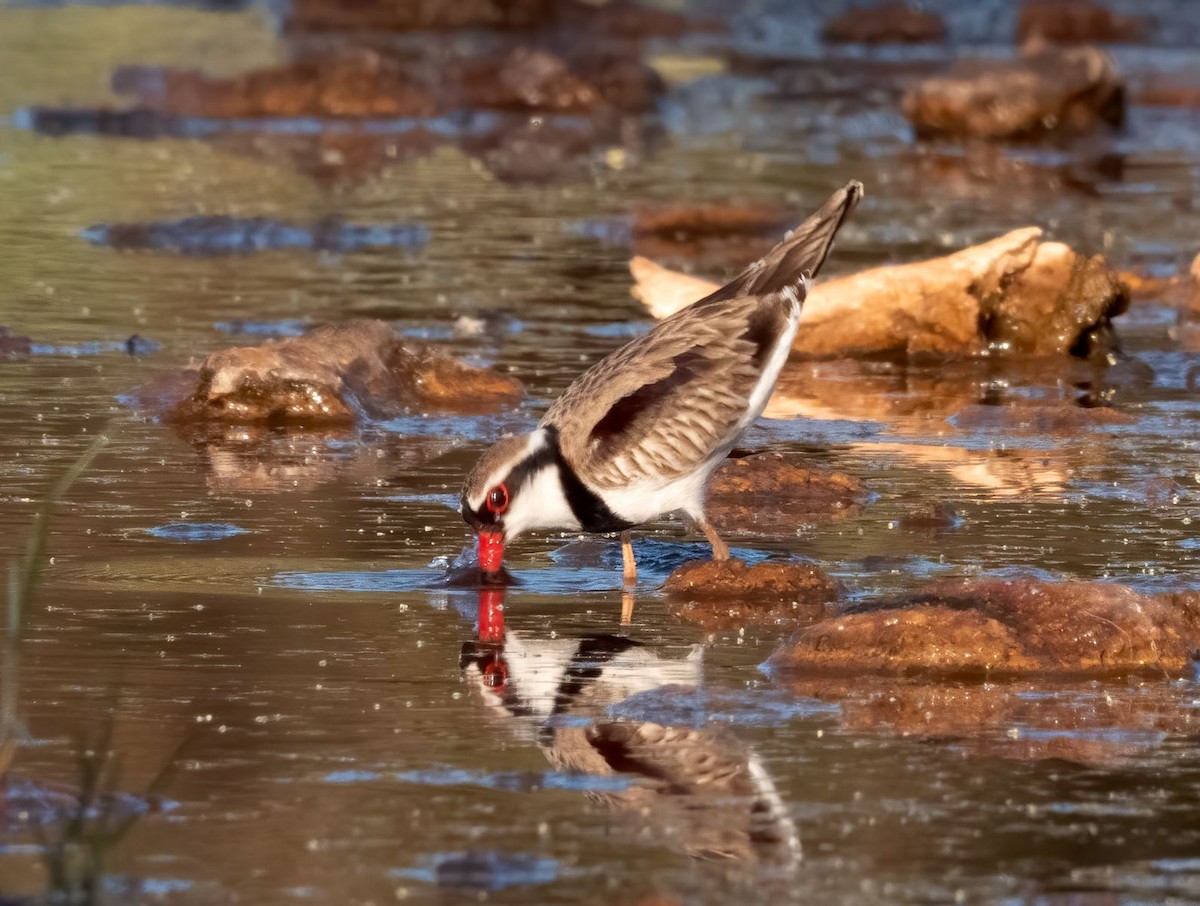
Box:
[0,327,32,356]
[83,216,429,256]
[665,559,839,629]
[167,320,521,424]
[771,576,1200,677]
[902,46,1125,141]
[113,49,437,118]
[706,452,865,535]
[629,203,790,265]
[634,228,1130,361]
[1016,0,1143,44]
[822,3,946,44]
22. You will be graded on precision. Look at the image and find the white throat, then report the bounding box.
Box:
[502,431,581,540]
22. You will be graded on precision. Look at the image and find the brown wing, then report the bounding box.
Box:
[542,181,862,489]
[543,296,771,488]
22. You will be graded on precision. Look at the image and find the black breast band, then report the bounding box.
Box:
[541,426,634,534]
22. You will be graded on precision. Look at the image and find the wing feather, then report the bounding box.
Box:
[542,181,862,490]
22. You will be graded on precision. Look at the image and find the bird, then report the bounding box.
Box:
[461,180,863,583]
[460,621,799,864]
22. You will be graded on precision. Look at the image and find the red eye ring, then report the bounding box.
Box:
[485,483,510,515]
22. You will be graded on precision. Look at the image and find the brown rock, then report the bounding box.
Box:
[1116,268,1188,305]
[634,227,1130,361]
[114,49,437,118]
[168,320,521,424]
[777,674,1197,763]
[1190,251,1200,315]
[0,327,32,356]
[822,3,946,44]
[951,401,1135,433]
[464,48,599,112]
[1135,75,1200,108]
[706,452,865,535]
[283,0,711,36]
[1016,0,1143,44]
[285,0,552,32]
[455,47,662,115]
[902,46,1125,141]
[772,577,1200,677]
[664,558,839,629]
[633,204,789,240]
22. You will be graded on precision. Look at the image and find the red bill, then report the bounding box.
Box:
[477,531,504,574]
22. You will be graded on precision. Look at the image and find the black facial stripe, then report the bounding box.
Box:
[541,426,634,534]
[463,428,634,534]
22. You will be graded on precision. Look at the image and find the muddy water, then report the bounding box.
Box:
[2,2,1200,904]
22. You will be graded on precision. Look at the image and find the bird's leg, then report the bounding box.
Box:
[620,530,638,585]
[620,590,635,626]
[696,516,730,562]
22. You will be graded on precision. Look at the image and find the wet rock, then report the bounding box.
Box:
[123,334,161,356]
[634,228,1130,360]
[902,46,1125,141]
[664,559,838,629]
[166,320,521,424]
[283,0,709,37]
[1116,268,1188,305]
[84,216,429,256]
[1016,0,1143,44]
[706,452,865,535]
[464,48,598,112]
[113,49,437,118]
[633,204,790,241]
[776,674,1196,763]
[822,3,946,44]
[0,327,33,356]
[896,502,962,533]
[285,0,552,31]
[629,203,788,265]
[1136,80,1200,108]
[951,401,1135,433]
[454,47,662,115]
[1190,252,1200,315]
[771,577,1200,677]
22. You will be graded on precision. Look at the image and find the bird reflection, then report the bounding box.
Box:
[460,589,799,866]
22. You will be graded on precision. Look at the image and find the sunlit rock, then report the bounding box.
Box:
[1016,0,1143,44]
[706,452,865,535]
[902,46,1125,141]
[771,576,1200,677]
[165,320,522,425]
[664,559,839,629]
[822,3,946,44]
[1190,252,1200,316]
[634,228,1130,360]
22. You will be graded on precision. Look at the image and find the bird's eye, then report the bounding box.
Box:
[485,484,510,515]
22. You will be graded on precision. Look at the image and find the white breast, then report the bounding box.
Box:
[601,295,802,525]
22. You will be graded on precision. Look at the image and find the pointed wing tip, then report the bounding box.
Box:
[835,179,865,214]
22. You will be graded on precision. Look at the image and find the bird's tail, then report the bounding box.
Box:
[698,180,863,306]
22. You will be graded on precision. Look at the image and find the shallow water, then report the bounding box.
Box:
[1,1,1200,903]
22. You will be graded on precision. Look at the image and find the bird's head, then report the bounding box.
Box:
[460,429,574,576]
